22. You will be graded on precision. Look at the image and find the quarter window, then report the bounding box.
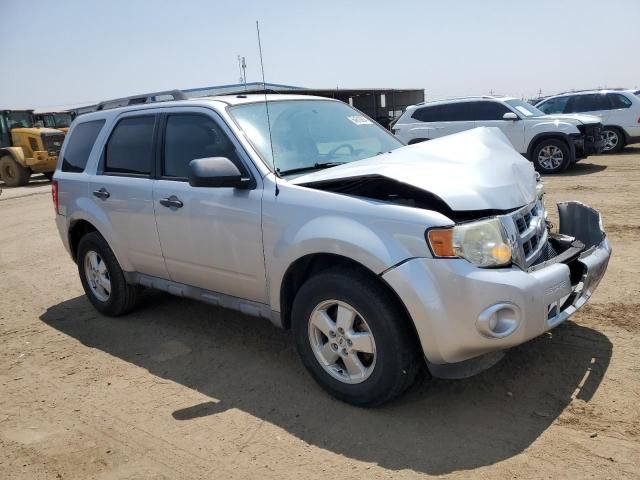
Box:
[411,106,438,122]
[608,93,632,109]
[62,120,105,173]
[104,116,155,175]
[163,114,241,179]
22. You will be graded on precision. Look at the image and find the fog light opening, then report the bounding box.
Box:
[477,303,520,338]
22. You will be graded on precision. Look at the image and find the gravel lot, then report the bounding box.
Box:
[1,152,639,479]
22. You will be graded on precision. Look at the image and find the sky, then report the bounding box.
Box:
[1,0,638,111]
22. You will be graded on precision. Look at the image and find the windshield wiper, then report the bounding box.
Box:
[278,161,345,176]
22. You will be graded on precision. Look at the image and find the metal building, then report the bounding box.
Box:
[69,82,425,128]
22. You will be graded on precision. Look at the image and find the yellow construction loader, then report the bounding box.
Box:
[0,109,64,186]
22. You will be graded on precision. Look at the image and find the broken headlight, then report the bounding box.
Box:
[427,218,512,267]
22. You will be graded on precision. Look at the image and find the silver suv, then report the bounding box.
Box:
[52,92,611,406]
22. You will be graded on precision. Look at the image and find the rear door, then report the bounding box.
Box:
[90,113,169,279]
[152,108,266,302]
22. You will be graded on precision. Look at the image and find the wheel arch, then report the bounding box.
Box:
[601,125,628,144]
[0,146,26,165]
[278,253,425,356]
[526,132,574,160]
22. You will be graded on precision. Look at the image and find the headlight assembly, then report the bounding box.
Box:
[427,218,512,267]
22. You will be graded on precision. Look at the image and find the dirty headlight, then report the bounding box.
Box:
[427,218,512,267]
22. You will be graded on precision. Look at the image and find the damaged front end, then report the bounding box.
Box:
[502,199,610,326]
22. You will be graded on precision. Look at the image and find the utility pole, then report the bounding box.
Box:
[237,55,247,89]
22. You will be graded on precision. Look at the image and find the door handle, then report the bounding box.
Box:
[159,195,184,209]
[92,188,110,200]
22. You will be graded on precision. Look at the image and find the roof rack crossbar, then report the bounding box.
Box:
[95,89,187,111]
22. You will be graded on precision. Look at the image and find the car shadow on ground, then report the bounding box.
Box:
[556,162,607,177]
[40,292,612,475]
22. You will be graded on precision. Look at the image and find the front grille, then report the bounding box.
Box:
[501,198,548,269]
[41,133,65,154]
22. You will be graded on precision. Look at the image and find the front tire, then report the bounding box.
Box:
[77,232,139,316]
[532,139,571,174]
[601,127,625,153]
[292,267,421,407]
[0,155,30,187]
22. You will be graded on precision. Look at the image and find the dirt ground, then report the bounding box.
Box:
[1,151,639,480]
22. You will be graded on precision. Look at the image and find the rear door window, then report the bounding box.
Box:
[162,113,242,179]
[104,116,155,175]
[565,94,609,113]
[61,120,105,172]
[438,103,472,121]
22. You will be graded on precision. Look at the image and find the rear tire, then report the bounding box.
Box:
[77,232,139,316]
[532,139,571,174]
[291,267,421,407]
[0,155,30,187]
[601,127,625,153]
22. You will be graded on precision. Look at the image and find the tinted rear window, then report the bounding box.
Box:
[104,116,155,175]
[565,94,609,113]
[608,93,632,109]
[61,120,105,173]
[411,106,438,122]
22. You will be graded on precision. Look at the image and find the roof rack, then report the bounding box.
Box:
[95,89,187,111]
[552,87,628,96]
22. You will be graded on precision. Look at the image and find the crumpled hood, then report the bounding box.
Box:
[291,127,536,211]
[540,113,602,125]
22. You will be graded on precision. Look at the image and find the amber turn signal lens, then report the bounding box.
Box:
[427,228,456,257]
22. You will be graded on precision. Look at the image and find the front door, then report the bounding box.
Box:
[152,109,267,303]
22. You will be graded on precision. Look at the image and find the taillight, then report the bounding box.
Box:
[52,180,59,214]
[637,117,640,124]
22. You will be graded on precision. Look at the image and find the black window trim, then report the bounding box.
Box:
[156,110,256,188]
[99,113,159,178]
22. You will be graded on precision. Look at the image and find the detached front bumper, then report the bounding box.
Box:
[382,201,611,371]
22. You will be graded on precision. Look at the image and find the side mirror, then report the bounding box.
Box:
[188,157,250,188]
[503,112,518,121]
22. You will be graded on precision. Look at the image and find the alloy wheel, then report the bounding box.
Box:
[84,250,111,302]
[537,145,564,171]
[602,130,619,152]
[308,299,376,384]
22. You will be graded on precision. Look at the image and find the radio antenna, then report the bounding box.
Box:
[256,21,279,196]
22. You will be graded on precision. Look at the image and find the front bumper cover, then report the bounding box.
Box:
[382,201,611,370]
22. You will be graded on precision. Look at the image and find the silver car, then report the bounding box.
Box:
[52,93,611,406]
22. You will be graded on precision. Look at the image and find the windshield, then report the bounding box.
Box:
[505,99,545,117]
[7,111,33,128]
[229,100,403,176]
[53,113,72,128]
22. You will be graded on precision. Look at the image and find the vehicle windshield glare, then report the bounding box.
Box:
[229,100,403,176]
[505,99,545,117]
